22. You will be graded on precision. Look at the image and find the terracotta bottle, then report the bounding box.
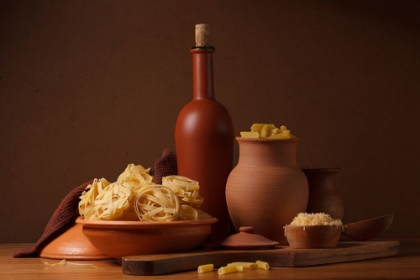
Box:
[175,24,234,241]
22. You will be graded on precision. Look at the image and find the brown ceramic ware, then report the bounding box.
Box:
[302,168,344,219]
[226,137,309,244]
[284,225,341,249]
[218,226,279,250]
[342,214,393,241]
[40,223,110,260]
[76,217,217,260]
[175,24,234,241]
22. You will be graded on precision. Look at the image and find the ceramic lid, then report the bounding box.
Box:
[40,223,111,260]
[219,226,279,250]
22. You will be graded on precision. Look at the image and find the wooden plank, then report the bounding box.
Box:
[122,241,400,276]
[290,241,401,266]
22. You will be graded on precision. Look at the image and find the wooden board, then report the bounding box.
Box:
[122,240,400,276]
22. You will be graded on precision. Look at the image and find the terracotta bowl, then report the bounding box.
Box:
[76,217,217,260]
[284,225,341,249]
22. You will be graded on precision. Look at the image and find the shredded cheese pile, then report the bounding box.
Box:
[289,212,343,226]
[78,164,211,221]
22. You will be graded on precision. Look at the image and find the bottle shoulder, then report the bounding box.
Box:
[178,99,231,116]
[175,100,233,135]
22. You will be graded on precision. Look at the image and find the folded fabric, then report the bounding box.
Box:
[150,148,178,184]
[14,149,178,258]
[13,180,93,258]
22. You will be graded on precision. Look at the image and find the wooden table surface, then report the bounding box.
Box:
[1,239,420,279]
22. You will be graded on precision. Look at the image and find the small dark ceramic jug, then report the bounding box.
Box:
[302,168,344,220]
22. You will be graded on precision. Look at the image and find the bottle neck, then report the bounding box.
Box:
[190,47,215,100]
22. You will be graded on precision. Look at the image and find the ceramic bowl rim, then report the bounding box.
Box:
[284,225,343,232]
[76,217,218,229]
[284,225,342,228]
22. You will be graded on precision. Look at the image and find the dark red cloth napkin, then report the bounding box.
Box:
[13,180,93,258]
[150,148,178,184]
[13,149,178,258]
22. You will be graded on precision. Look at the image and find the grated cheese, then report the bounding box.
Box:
[289,212,343,226]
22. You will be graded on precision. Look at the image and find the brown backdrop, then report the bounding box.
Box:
[1,0,419,242]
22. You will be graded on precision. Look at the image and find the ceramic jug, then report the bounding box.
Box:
[302,168,344,220]
[226,137,308,243]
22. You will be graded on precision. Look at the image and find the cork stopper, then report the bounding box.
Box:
[195,23,210,47]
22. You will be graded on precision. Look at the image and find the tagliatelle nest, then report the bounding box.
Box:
[134,185,180,221]
[180,204,212,220]
[78,164,212,221]
[117,164,153,192]
[117,164,149,182]
[84,182,133,220]
[78,178,111,218]
[162,175,204,208]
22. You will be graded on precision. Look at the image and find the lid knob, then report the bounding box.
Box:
[239,226,255,233]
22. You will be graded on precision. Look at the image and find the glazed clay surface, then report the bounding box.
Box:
[39,223,110,260]
[226,137,308,244]
[77,218,217,260]
[284,225,341,249]
[343,214,393,241]
[175,47,234,241]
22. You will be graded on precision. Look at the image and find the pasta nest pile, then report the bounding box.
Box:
[78,164,211,221]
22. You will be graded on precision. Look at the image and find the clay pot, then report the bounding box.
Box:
[302,168,344,220]
[225,137,308,244]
